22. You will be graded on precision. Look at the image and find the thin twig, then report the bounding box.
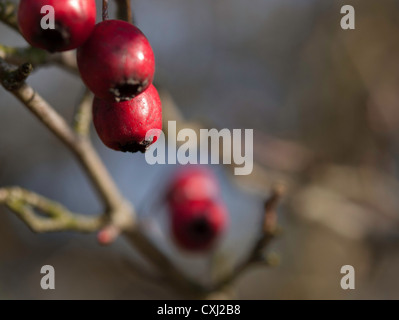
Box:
[74,89,93,137]
[115,0,133,24]
[209,184,285,292]
[0,45,78,74]
[0,58,132,225]
[0,187,106,233]
[0,45,48,67]
[124,230,209,295]
[102,0,109,21]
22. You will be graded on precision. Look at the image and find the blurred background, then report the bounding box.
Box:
[1,0,399,299]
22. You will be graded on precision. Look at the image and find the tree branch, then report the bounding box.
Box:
[102,0,109,21]
[0,45,78,74]
[0,187,106,233]
[0,59,32,90]
[74,88,93,137]
[154,87,288,296]
[0,45,47,67]
[115,0,133,24]
[124,230,209,296]
[0,57,204,296]
[0,57,133,228]
[210,184,284,292]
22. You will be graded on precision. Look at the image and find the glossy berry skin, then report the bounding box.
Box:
[171,200,228,252]
[77,20,155,102]
[18,0,96,52]
[167,166,220,207]
[92,84,162,153]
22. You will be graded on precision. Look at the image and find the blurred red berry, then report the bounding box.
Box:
[77,19,155,102]
[92,84,162,153]
[167,166,220,207]
[167,166,228,252]
[171,200,228,252]
[18,0,96,52]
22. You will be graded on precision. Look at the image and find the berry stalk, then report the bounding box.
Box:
[102,0,109,21]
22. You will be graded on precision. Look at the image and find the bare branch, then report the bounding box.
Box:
[209,184,285,292]
[74,88,93,137]
[1,61,79,148]
[124,184,284,298]
[155,86,288,295]
[115,0,133,24]
[0,59,32,90]
[0,58,196,296]
[0,45,47,67]
[0,58,132,226]
[0,1,18,32]
[102,0,109,21]
[124,229,210,296]
[0,45,78,74]
[0,187,106,233]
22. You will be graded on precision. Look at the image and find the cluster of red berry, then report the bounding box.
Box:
[17,0,228,253]
[18,0,162,153]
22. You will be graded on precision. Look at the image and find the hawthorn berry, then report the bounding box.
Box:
[171,199,228,252]
[92,84,162,153]
[167,166,228,252]
[167,166,220,207]
[18,0,96,52]
[77,19,155,102]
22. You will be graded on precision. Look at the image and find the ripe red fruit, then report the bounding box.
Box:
[171,200,228,252]
[167,166,220,207]
[77,19,155,102]
[18,0,96,52]
[167,166,228,252]
[92,84,162,153]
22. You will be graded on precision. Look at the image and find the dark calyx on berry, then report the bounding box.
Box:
[118,136,155,153]
[110,79,148,102]
[188,215,213,241]
[35,22,70,53]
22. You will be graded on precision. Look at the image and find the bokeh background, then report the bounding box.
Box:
[1,0,399,299]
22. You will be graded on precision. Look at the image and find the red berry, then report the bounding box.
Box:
[167,166,228,252]
[77,20,155,102]
[171,200,228,252]
[167,166,220,207]
[18,0,96,52]
[92,84,162,153]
